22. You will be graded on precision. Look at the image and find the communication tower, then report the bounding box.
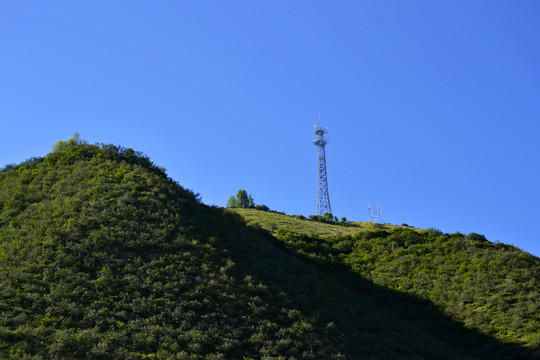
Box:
[367,203,384,223]
[314,125,332,216]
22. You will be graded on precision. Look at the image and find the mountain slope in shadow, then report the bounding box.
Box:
[0,142,537,359]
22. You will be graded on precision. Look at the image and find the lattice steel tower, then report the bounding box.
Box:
[314,125,332,216]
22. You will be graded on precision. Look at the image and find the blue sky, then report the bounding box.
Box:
[1,1,539,256]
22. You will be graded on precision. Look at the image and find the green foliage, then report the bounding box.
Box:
[0,141,538,359]
[231,208,404,238]
[253,204,270,212]
[309,212,336,224]
[0,144,341,359]
[242,212,540,352]
[226,189,255,209]
[226,195,236,208]
[51,132,88,152]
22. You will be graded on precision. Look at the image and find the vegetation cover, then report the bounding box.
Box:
[272,228,540,348]
[0,139,538,359]
[226,190,255,209]
[233,208,540,349]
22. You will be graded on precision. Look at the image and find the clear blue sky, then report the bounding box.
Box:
[1,1,539,256]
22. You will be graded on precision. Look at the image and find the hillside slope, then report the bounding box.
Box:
[232,208,540,351]
[231,208,406,237]
[0,142,537,359]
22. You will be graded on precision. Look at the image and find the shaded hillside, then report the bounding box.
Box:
[234,209,540,351]
[0,141,537,359]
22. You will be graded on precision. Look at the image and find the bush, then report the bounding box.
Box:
[467,233,487,242]
[427,228,443,234]
[308,213,335,224]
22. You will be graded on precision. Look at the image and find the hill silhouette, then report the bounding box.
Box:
[0,140,538,359]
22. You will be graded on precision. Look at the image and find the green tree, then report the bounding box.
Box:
[51,132,88,152]
[323,212,334,223]
[226,189,255,208]
[226,196,237,208]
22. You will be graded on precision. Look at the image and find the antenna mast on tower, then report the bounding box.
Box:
[314,124,332,216]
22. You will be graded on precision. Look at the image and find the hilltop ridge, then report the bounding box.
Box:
[230,208,411,237]
[0,141,538,359]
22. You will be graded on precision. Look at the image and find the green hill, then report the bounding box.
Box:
[231,208,540,350]
[0,140,538,359]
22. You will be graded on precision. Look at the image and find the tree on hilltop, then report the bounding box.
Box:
[227,189,255,208]
[51,132,88,152]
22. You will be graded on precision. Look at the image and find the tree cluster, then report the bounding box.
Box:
[226,189,255,209]
[309,212,337,224]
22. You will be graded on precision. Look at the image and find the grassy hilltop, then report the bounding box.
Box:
[0,139,538,359]
[230,208,409,237]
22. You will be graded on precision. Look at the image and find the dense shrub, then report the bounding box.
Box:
[1,140,537,359]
